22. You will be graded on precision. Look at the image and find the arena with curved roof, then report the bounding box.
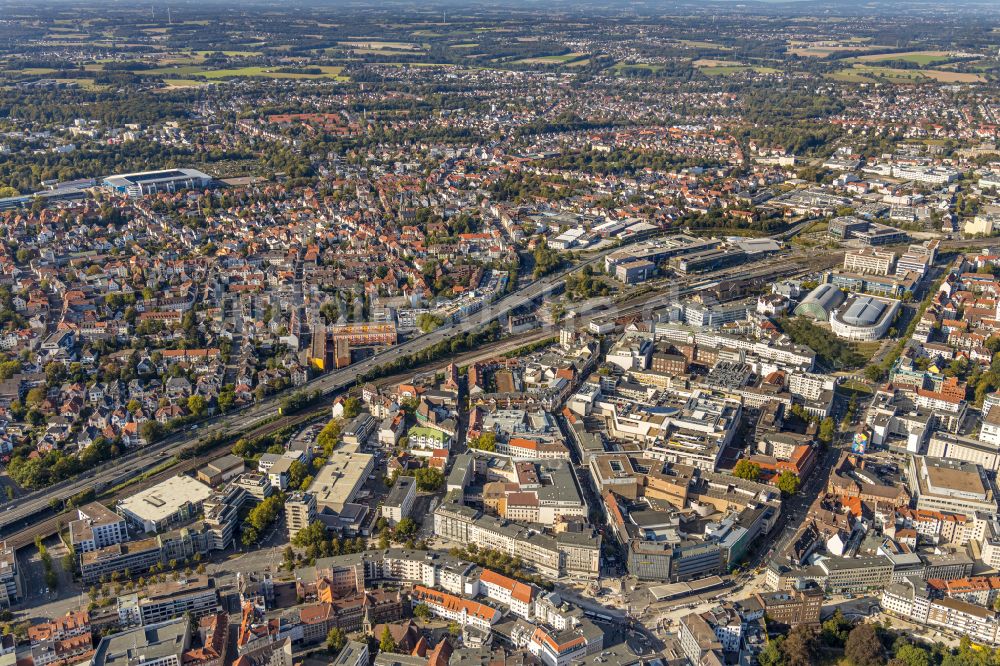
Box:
[830,295,900,341]
[793,283,846,321]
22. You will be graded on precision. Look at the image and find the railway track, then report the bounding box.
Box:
[5,408,327,550]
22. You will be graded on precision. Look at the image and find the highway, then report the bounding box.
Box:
[0,242,621,536]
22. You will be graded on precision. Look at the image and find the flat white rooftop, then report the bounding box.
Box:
[118,475,213,525]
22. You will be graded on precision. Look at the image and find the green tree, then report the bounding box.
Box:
[818,417,836,445]
[417,313,444,333]
[759,637,785,666]
[395,517,417,539]
[893,644,930,666]
[187,395,206,416]
[413,603,432,621]
[25,387,45,408]
[733,459,761,481]
[379,626,398,654]
[326,627,346,654]
[777,471,801,496]
[414,467,444,492]
[342,397,362,420]
[317,419,341,454]
[821,609,850,647]
[469,432,496,452]
[288,460,308,490]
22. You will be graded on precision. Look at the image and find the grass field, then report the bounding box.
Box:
[152,64,347,81]
[693,59,778,76]
[786,38,884,58]
[339,40,422,51]
[609,62,665,74]
[513,52,587,65]
[677,39,730,49]
[828,64,984,84]
[159,78,211,88]
[848,50,954,66]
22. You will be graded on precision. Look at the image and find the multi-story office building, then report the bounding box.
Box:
[817,556,893,593]
[433,502,600,579]
[381,477,415,526]
[118,576,219,626]
[908,456,999,516]
[80,537,163,584]
[0,541,22,608]
[92,618,190,666]
[70,503,128,554]
[843,248,895,276]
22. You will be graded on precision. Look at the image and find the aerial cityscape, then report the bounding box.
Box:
[0,1,999,666]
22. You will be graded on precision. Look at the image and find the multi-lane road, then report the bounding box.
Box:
[2,227,910,539]
[0,243,626,536]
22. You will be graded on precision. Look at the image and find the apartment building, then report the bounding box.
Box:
[285,492,317,541]
[476,568,535,620]
[926,598,1000,645]
[678,612,724,666]
[881,576,932,624]
[28,611,93,666]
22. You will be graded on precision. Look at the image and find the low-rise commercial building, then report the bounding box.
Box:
[117,476,213,533]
